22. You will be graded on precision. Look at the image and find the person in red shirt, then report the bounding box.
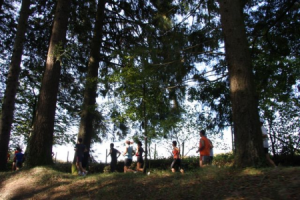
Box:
[171,141,184,174]
[196,130,211,167]
[12,147,20,171]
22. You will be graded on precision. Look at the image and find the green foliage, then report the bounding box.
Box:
[213,152,234,167]
[106,0,205,140]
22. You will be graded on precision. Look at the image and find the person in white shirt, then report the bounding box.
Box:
[260,119,277,168]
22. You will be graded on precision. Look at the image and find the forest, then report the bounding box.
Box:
[0,0,299,171]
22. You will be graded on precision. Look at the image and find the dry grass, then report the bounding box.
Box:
[0,166,299,200]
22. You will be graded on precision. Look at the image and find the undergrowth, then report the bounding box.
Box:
[1,165,299,200]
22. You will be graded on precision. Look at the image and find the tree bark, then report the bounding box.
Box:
[143,83,148,174]
[0,0,31,171]
[77,0,107,150]
[26,0,71,167]
[0,0,3,14]
[218,0,265,167]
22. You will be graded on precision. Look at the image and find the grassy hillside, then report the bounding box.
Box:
[0,166,299,200]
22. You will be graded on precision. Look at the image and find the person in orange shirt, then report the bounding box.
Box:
[171,141,184,174]
[196,130,211,167]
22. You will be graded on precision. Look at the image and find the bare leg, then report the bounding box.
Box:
[76,162,86,174]
[76,162,81,174]
[126,168,136,172]
[200,159,203,167]
[12,162,16,171]
[200,156,208,168]
[79,162,87,174]
[124,166,135,173]
[136,162,143,172]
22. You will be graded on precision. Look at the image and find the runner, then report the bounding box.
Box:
[260,119,277,168]
[123,140,136,173]
[196,130,211,167]
[136,141,144,172]
[171,141,184,174]
[12,147,20,171]
[107,143,121,172]
[75,138,87,176]
[82,148,90,172]
[208,139,214,165]
[15,147,24,170]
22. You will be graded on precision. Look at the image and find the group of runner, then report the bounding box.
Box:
[12,119,274,175]
[107,140,145,173]
[172,129,214,174]
[75,121,275,175]
[105,129,214,174]
[9,120,273,175]
[10,121,273,175]
[74,130,214,175]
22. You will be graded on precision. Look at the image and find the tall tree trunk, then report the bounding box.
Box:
[218,0,265,167]
[143,83,148,174]
[0,0,31,171]
[26,0,71,167]
[77,0,106,150]
[0,0,3,14]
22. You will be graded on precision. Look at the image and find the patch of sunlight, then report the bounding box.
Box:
[238,168,264,176]
[230,75,247,92]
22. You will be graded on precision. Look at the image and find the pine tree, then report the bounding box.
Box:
[218,0,264,167]
[77,0,107,153]
[26,0,72,167]
[0,0,31,171]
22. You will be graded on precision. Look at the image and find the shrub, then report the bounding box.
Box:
[213,152,234,167]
